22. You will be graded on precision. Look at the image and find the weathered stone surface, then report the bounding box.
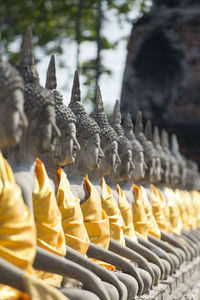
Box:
[120,2,200,165]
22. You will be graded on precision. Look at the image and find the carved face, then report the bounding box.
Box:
[153,157,162,182]
[116,149,134,181]
[98,140,121,175]
[146,157,156,182]
[132,151,147,181]
[31,104,60,154]
[78,133,104,172]
[0,89,27,148]
[53,122,80,166]
[170,162,179,185]
[162,161,170,184]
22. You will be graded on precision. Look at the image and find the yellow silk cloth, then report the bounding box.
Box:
[164,187,182,235]
[81,176,115,271]
[150,185,172,233]
[192,190,200,227]
[132,184,149,240]
[81,176,110,250]
[140,186,161,239]
[175,189,190,231]
[183,191,197,230]
[23,272,69,300]
[0,152,36,271]
[33,158,66,287]
[117,184,138,243]
[56,168,90,255]
[0,152,36,300]
[101,177,125,246]
[89,258,116,271]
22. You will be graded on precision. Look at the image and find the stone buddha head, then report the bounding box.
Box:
[123,113,147,182]
[90,86,120,175]
[144,120,162,183]
[45,55,80,167]
[110,100,134,182]
[68,71,104,174]
[0,33,27,148]
[153,126,170,184]
[161,129,179,186]
[185,159,199,190]
[171,134,187,187]
[16,27,60,158]
[135,111,156,182]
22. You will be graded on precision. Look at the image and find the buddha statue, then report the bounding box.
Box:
[144,121,162,184]
[65,73,145,299]
[6,26,109,300]
[135,111,156,184]
[42,56,125,300]
[171,134,187,188]
[0,32,69,300]
[152,126,170,185]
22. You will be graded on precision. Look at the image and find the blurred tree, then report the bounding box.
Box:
[0,0,151,103]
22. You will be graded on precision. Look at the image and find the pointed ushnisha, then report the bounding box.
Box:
[112,100,121,125]
[45,55,57,90]
[95,85,104,113]
[135,111,143,137]
[90,87,118,150]
[153,126,160,146]
[171,134,179,154]
[70,70,81,103]
[69,72,100,143]
[20,26,34,66]
[161,129,169,149]
[123,113,134,131]
[144,120,152,141]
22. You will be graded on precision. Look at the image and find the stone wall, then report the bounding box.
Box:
[120,3,200,164]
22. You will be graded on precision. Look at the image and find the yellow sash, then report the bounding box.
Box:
[175,189,190,231]
[132,184,149,240]
[0,152,36,300]
[33,158,66,286]
[150,185,172,233]
[117,184,138,243]
[183,191,197,230]
[140,186,161,239]
[101,177,125,246]
[56,168,90,255]
[164,187,182,235]
[192,190,200,227]
[81,176,110,250]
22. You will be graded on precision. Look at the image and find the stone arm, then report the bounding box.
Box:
[190,229,200,242]
[33,246,110,300]
[65,245,127,300]
[174,233,198,257]
[86,242,144,296]
[124,236,165,279]
[137,236,174,274]
[148,234,183,265]
[161,231,193,260]
[0,257,25,292]
[14,171,34,212]
[108,238,154,286]
[181,228,200,245]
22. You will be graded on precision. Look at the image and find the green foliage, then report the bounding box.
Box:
[0,0,151,104]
